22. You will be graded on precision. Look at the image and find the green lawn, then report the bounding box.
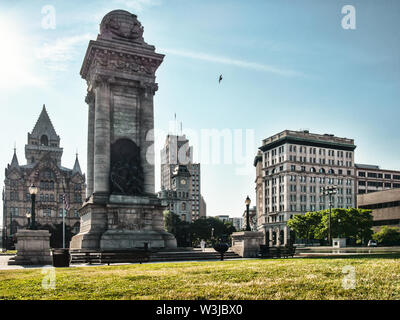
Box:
[1,256,400,300]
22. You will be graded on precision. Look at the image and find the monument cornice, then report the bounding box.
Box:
[80,40,164,81]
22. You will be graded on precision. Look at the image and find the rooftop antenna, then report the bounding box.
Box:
[174,113,177,137]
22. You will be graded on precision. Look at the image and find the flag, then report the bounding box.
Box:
[63,194,70,211]
[62,182,70,212]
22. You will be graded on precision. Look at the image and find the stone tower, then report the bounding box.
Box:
[70,10,176,250]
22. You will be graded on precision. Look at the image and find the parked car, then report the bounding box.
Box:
[367,240,378,247]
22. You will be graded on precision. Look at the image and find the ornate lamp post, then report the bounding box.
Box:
[322,186,337,246]
[245,196,251,231]
[28,184,38,230]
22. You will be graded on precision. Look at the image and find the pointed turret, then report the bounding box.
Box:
[9,148,20,169]
[72,153,82,175]
[25,105,63,166]
[31,104,59,143]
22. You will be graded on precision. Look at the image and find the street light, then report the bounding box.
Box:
[29,184,38,230]
[338,218,341,239]
[245,196,251,231]
[322,185,337,246]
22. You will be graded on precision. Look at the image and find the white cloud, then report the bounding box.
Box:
[35,34,94,71]
[113,0,162,12]
[161,48,304,77]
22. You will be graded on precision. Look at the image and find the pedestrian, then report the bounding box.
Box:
[200,239,206,251]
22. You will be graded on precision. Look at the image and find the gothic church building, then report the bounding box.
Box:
[2,105,85,248]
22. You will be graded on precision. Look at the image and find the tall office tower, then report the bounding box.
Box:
[160,135,206,220]
[254,130,356,246]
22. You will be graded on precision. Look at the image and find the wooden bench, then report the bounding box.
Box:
[70,249,151,265]
[99,250,151,265]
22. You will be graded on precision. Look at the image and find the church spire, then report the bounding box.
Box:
[10,147,20,169]
[72,152,82,175]
[31,104,59,142]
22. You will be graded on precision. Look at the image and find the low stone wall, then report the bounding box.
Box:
[10,230,52,265]
[231,231,264,258]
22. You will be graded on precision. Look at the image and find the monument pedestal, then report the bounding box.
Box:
[70,195,177,251]
[9,230,52,265]
[231,231,264,258]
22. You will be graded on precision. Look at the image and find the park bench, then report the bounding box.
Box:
[70,249,151,265]
[99,250,151,265]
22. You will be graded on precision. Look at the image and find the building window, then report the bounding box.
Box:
[40,135,49,146]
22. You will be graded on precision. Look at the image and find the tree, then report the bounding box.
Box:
[373,226,400,246]
[38,223,74,248]
[287,211,323,241]
[163,210,191,247]
[288,208,373,244]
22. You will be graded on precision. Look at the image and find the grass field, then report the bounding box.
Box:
[0,255,400,300]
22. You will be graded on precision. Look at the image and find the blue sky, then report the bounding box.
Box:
[0,0,399,221]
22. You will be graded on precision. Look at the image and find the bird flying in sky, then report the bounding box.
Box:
[219,74,223,83]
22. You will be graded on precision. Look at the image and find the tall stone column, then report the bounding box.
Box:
[93,76,111,199]
[139,83,158,194]
[86,91,95,198]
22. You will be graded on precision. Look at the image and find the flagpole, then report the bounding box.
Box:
[63,195,65,249]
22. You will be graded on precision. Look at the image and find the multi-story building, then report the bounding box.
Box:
[160,134,206,220]
[214,215,243,231]
[255,130,356,245]
[158,164,192,222]
[2,105,86,249]
[357,188,400,231]
[355,164,400,195]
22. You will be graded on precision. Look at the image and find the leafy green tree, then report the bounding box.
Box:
[164,212,237,247]
[288,208,373,244]
[163,210,191,247]
[287,211,323,240]
[373,226,400,246]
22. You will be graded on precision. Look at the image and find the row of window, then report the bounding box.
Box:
[358,181,400,188]
[359,201,400,210]
[358,171,400,180]
[266,202,353,214]
[267,194,353,205]
[8,207,80,218]
[267,145,354,158]
[266,178,353,189]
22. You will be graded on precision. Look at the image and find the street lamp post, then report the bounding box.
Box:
[245,196,251,231]
[322,185,337,246]
[29,184,38,230]
[338,218,341,239]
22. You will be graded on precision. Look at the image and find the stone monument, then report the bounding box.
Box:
[10,230,52,265]
[70,10,177,250]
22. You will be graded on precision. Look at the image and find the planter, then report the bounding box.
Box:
[52,249,70,267]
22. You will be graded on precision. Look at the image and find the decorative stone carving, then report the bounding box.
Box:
[88,49,161,78]
[100,10,144,43]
